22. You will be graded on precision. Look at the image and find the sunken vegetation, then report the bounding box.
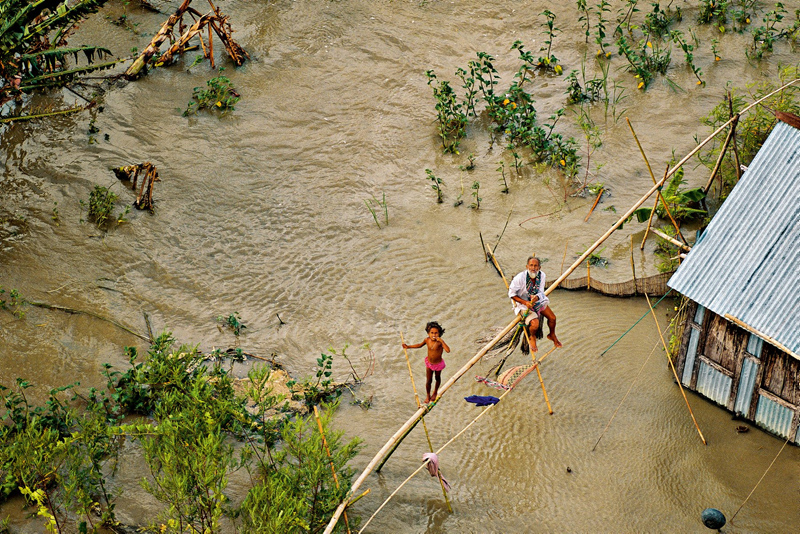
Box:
[0,332,361,533]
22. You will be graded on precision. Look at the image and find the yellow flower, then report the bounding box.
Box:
[637,81,645,89]
[606,52,611,58]
[715,56,721,61]
[216,101,222,107]
[560,159,566,166]
[511,102,517,109]
[647,41,652,48]
[503,98,510,105]
[554,65,563,74]
[596,49,603,56]
[746,17,750,23]
[697,80,703,85]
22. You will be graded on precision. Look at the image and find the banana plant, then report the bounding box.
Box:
[1,0,118,95]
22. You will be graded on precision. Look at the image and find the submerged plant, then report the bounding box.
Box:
[184,70,240,116]
[80,185,128,229]
[425,169,444,203]
[470,180,481,209]
[425,70,468,153]
[497,161,509,193]
[218,312,246,336]
[364,193,388,229]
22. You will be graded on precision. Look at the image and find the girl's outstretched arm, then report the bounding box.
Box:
[403,341,426,349]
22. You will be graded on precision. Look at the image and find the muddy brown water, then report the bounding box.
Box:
[2,0,800,532]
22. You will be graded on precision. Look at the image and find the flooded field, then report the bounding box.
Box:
[1,0,799,532]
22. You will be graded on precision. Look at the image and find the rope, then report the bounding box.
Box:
[358,387,514,533]
[592,339,661,451]
[729,436,791,524]
[593,297,689,451]
[600,290,672,356]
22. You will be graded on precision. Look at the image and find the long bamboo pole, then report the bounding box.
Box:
[626,118,688,245]
[703,116,738,194]
[644,294,706,445]
[323,78,800,534]
[322,319,520,533]
[400,333,453,512]
[489,251,553,414]
[358,386,515,533]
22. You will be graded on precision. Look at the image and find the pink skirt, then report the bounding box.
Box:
[425,356,446,372]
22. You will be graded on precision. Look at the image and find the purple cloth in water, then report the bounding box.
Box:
[464,395,500,406]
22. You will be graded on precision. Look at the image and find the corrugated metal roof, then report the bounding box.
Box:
[668,121,800,357]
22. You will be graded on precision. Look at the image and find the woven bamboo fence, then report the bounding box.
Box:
[546,270,675,297]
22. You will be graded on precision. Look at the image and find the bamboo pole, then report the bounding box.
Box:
[728,92,743,182]
[644,294,706,445]
[324,80,800,534]
[630,235,637,295]
[322,318,520,533]
[650,228,691,251]
[314,406,351,533]
[399,332,452,512]
[479,232,488,262]
[358,386,515,533]
[584,187,604,222]
[640,192,661,250]
[703,115,738,194]
[490,252,554,414]
[626,118,688,245]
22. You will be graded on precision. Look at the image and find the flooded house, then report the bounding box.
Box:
[667,118,800,443]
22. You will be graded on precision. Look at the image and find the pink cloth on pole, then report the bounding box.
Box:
[422,453,451,492]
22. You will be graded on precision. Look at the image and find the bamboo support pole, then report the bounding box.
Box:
[650,228,691,251]
[479,232,488,262]
[314,406,351,534]
[644,294,706,445]
[630,235,637,294]
[399,332,453,512]
[324,80,800,534]
[703,115,738,194]
[359,386,515,533]
[492,209,514,256]
[491,253,554,414]
[323,319,520,533]
[728,92,743,182]
[584,187,604,222]
[626,118,688,245]
[640,193,661,250]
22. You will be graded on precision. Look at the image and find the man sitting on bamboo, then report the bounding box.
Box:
[509,256,562,352]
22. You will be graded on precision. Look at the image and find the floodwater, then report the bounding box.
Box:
[2,0,799,532]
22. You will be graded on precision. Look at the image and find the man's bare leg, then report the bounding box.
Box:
[526,317,539,353]
[541,306,562,347]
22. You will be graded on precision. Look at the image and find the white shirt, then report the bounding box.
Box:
[508,270,549,314]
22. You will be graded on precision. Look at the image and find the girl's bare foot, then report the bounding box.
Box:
[425,395,431,403]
